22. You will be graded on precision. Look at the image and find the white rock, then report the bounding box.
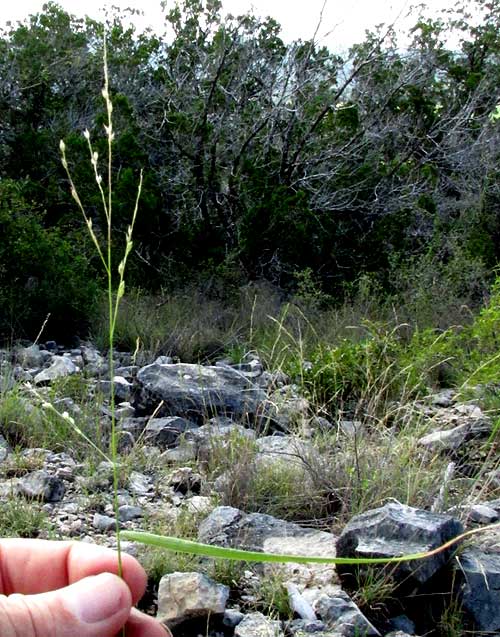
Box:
[34,356,78,384]
[157,572,229,626]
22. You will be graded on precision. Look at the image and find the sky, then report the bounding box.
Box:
[0,1,464,52]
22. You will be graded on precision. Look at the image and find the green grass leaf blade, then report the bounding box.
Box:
[121,522,500,566]
[120,531,424,564]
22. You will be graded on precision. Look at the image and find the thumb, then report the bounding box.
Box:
[0,572,132,637]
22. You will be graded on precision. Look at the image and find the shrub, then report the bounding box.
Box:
[0,178,100,341]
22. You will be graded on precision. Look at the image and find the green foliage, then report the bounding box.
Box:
[0,179,100,340]
[1,0,500,339]
[297,322,405,410]
[460,275,500,385]
[0,496,53,538]
[0,381,103,459]
[245,572,293,620]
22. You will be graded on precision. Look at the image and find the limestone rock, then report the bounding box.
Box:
[136,362,266,420]
[302,586,381,637]
[186,418,255,462]
[336,502,463,585]
[34,355,78,384]
[157,571,229,626]
[468,504,499,524]
[168,467,202,494]
[16,344,51,368]
[81,345,107,376]
[234,612,284,637]
[457,548,500,634]
[199,506,338,587]
[93,513,117,532]
[118,504,143,521]
[17,470,65,502]
[143,416,198,449]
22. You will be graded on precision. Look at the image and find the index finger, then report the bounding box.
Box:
[0,539,147,603]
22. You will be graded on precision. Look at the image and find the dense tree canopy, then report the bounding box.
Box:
[0,0,499,338]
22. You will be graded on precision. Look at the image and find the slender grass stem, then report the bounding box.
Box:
[60,38,143,626]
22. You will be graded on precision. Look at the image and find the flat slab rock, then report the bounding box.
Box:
[198,506,339,586]
[336,502,463,585]
[136,363,267,419]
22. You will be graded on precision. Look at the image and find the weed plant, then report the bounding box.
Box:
[0,496,54,538]
[59,39,143,587]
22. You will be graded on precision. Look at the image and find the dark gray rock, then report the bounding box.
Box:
[118,417,147,441]
[154,355,173,365]
[255,435,318,473]
[430,390,456,408]
[81,345,107,376]
[53,397,82,417]
[215,358,263,379]
[115,365,139,379]
[128,471,152,495]
[99,376,132,402]
[287,619,335,635]
[258,385,310,432]
[389,615,416,634]
[308,416,335,433]
[16,344,51,368]
[0,434,11,463]
[143,416,198,449]
[160,441,197,463]
[418,424,469,452]
[93,513,118,532]
[17,470,65,502]
[303,587,380,636]
[115,403,135,419]
[468,504,499,524]
[12,365,32,381]
[483,498,500,514]
[336,502,463,585]
[118,504,143,521]
[136,362,266,420]
[457,548,500,634]
[199,506,331,550]
[168,467,202,494]
[185,419,255,461]
[223,609,245,628]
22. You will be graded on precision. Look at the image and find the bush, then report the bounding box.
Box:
[0,179,100,341]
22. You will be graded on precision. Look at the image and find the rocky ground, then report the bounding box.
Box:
[0,341,499,636]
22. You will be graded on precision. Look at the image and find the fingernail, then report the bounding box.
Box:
[66,573,129,624]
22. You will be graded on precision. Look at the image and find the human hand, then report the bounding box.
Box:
[0,538,169,637]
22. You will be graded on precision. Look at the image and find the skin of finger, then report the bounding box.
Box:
[0,581,131,637]
[0,540,146,604]
[125,608,172,637]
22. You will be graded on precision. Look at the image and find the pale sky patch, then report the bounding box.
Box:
[0,1,465,52]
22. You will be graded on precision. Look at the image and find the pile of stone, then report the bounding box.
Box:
[0,341,498,636]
